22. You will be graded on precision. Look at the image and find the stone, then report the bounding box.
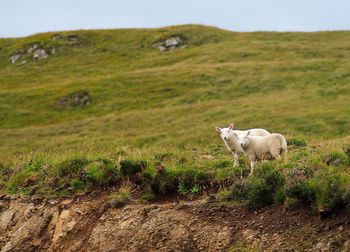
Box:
[56,90,91,109]
[52,210,76,243]
[165,36,182,47]
[158,45,166,52]
[343,240,350,251]
[27,44,38,54]
[33,49,49,60]
[9,53,21,64]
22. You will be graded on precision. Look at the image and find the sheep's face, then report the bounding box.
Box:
[215,127,237,143]
[215,124,235,142]
[239,132,251,148]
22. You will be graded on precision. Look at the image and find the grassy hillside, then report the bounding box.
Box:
[0,25,349,212]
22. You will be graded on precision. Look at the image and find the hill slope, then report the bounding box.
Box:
[0,25,349,212]
[0,25,349,158]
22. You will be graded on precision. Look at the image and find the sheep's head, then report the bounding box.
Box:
[239,131,251,148]
[215,123,236,142]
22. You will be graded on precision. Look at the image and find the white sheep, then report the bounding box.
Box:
[215,123,270,167]
[238,131,288,174]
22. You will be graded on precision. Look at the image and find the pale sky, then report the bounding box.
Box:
[1,0,350,37]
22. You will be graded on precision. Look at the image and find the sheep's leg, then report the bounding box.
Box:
[249,161,255,176]
[233,152,239,167]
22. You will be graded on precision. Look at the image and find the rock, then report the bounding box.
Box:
[0,209,15,231]
[33,49,49,60]
[158,45,166,52]
[18,60,27,66]
[52,210,76,243]
[56,90,91,109]
[27,44,39,54]
[60,199,73,207]
[67,34,79,42]
[343,240,350,251]
[2,211,52,252]
[314,241,330,252]
[9,53,21,64]
[165,36,182,47]
[153,36,184,51]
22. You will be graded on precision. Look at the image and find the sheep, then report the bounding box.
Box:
[215,123,270,167]
[238,131,287,175]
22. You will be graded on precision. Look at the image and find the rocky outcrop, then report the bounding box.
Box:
[9,53,21,64]
[9,44,51,65]
[33,49,49,60]
[153,36,185,51]
[0,196,350,251]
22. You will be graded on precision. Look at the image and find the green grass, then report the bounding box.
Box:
[0,25,349,212]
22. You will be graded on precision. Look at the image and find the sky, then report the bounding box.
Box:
[1,0,350,37]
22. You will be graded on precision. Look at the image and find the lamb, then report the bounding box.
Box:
[238,131,287,174]
[215,123,270,167]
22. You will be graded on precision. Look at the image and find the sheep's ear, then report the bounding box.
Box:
[247,131,251,136]
[229,123,234,130]
[215,127,221,133]
[232,132,238,138]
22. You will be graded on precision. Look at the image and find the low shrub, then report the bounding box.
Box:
[247,163,285,208]
[57,158,90,178]
[151,170,179,195]
[229,180,249,202]
[178,182,190,195]
[307,170,349,212]
[284,168,315,204]
[108,180,134,207]
[70,178,85,192]
[85,159,120,187]
[120,160,147,177]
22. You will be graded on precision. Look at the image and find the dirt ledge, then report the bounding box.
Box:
[0,195,349,251]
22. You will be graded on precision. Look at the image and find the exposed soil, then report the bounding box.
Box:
[0,193,349,251]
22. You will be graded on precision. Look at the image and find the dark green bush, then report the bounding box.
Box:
[247,163,285,208]
[86,159,120,187]
[57,158,90,178]
[178,169,211,189]
[151,170,179,195]
[248,177,272,208]
[178,182,190,195]
[229,180,249,202]
[120,160,147,177]
[285,180,316,203]
[70,178,85,192]
[141,171,154,189]
[307,170,348,212]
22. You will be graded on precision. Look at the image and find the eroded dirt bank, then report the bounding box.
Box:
[0,194,349,252]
